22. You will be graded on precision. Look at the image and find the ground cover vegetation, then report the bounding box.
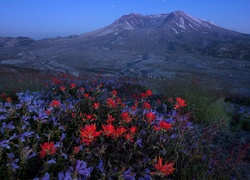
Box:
[0,72,249,179]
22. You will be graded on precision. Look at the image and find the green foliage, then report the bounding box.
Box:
[148,77,231,127]
[0,72,49,99]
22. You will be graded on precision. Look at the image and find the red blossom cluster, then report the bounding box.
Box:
[154,121,172,131]
[50,100,61,108]
[153,157,175,176]
[39,142,57,158]
[174,97,187,109]
[79,124,101,145]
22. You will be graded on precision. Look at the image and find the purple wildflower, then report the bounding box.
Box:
[1,121,15,133]
[75,160,93,178]
[7,153,19,170]
[138,168,152,180]
[9,133,17,140]
[35,133,40,140]
[60,133,66,142]
[0,115,6,121]
[58,171,72,180]
[123,168,136,180]
[54,142,61,148]
[0,139,10,149]
[96,159,104,173]
[28,152,37,159]
[47,158,56,164]
[0,107,6,113]
[19,131,34,142]
[135,139,142,148]
[41,173,50,180]
[61,153,68,159]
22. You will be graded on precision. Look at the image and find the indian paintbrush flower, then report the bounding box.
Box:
[39,142,57,158]
[153,157,175,177]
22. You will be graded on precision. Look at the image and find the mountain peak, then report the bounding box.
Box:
[118,13,143,21]
[114,13,146,28]
[172,10,186,15]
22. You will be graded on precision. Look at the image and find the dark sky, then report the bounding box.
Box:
[1,0,250,39]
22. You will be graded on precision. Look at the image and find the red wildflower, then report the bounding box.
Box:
[60,86,66,92]
[132,93,140,100]
[84,93,90,99]
[106,98,116,108]
[82,113,96,121]
[106,114,115,124]
[153,158,175,176]
[145,89,153,97]
[131,106,137,111]
[121,112,132,123]
[50,100,60,108]
[154,121,172,131]
[134,101,139,107]
[113,127,127,138]
[79,87,85,92]
[102,124,115,137]
[6,97,12,103]
[145,112,156,123]
[46,109,52,115]
[143,102,151,110]
[125,133,134,142]
[111,90,118,96]
[52,78,62,85]
[168,97,173,103]
[129,126,137,134]
[174,97,187,109]
[70,83,76,89]
[140,93,147,98]
[116,98,123,104]
[80,124,100,145]
[92,102,100,110]
[73,146,80,154]
[0,93,6,99]
[39,142,57,158]
[71,112,76,118]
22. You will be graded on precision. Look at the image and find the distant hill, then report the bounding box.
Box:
[0,37,34,48]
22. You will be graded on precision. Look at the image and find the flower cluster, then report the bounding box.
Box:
[0,75,247,179]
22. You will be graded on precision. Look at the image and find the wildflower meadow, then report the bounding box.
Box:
[0,74,249,179]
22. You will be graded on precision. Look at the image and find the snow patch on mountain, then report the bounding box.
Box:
[171,27,179,34]
[180,17,185,26]
[188,23,198,31]
[174,16,186,30]
[184,13,212,29]
[125,21,134,30]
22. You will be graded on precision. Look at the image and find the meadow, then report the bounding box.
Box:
[0,71,249,179]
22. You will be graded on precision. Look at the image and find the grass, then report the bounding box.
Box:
[147,77,231,127]
[0,71,249,179]
[0,72,50,99]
